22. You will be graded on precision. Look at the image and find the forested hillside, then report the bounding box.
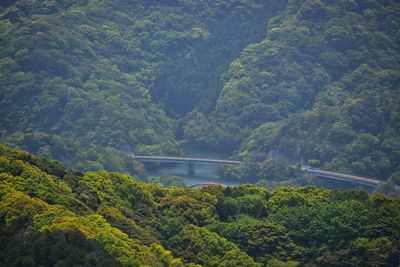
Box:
[186,0,400,181]
[0,0,278,174]
[1,144,400,266]
[1,0,400,182]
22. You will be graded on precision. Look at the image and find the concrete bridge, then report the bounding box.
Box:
[300,167,384,187]
[130,154,390,188]
[130,155,242,175]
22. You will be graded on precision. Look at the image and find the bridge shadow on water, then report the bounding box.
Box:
[137,143,381,191]
[145,161,378,191]
[144,161,245,187]
[145,162,378,192]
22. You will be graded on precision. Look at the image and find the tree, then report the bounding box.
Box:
[168,224,259,267]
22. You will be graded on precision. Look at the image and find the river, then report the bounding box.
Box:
[146,143,245,186]
[145,143,375,192]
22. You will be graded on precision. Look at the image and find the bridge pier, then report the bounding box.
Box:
[188,161,195,176]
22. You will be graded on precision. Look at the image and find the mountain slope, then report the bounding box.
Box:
[1,0,399,181]
[1,144,400,266]
[186,0,400,180]
[0,0,278,173]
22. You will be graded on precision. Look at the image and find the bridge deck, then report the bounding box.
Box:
[131,155,242,165]
[130,154,394,189]
[302,168,382,186]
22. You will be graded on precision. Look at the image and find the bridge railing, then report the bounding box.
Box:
[129,154,391,188]
[131,155,243,165]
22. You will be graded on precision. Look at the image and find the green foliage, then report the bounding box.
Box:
[0,0,283,177]
[1,0,400,260]
[207,216,302,265]
[1,0,399,184]
[168,224,259,267]
[186,0,400,181]
[0,145,400,266]
[218,158,310,185]
[308,159,320,167]
[158,188,218,226]
[158,174,186,188]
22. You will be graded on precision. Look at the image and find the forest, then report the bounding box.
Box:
[0,0,280,176]
[1,0,399,185]
[1,144,400,266]
[1,1,400,265]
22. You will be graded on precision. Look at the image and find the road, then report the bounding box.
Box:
[300,167,383,187]
[130,154,393,188]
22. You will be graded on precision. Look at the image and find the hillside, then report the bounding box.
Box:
[1,144,400,266]
[1,0,400,182]
[186,0,400,181]
[0,0,279,174]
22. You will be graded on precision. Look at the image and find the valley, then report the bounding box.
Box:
[1,1,400,265]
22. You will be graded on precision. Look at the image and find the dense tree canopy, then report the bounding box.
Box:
[1,0,399,182]
[1,145,400,266]
[184,0,400,181]
[1,0,400,264]
[0,0,281,176]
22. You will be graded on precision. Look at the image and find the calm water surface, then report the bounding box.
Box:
[146,143,376,191]
[146,143,245,186]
